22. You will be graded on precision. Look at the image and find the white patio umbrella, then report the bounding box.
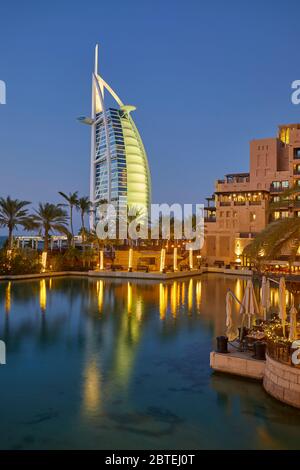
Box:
[239,279,260,329]
[289,298,298,342]
[226,290,233,329]
[279,277,287,336]
[261,276,271,320]
[225,290,238,341]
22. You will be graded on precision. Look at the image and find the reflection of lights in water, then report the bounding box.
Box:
[97,280,104,313]
[235,279,242,301]
[196,281,201,310]
[39,279,47,312]
[109,311,142,389]
[5,281,11,314]
[83,360,101,415]
[257,424,278,448]
[159,283,167,319]
[49,278,53,290]
[136,297,143,321]
[127,282,132,314]
[171,281,178,317]
[188,278,193,312]
[181,282,186,305]
[127,315,140,344]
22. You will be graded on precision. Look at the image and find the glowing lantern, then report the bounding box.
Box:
[173,247,178,271]
[189,248,193,270]
[41,251,47,272]
[160,248,166,272]
[99,250,104,270]
[128,248,133,271]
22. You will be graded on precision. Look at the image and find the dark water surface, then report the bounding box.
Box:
[0,274,299,450]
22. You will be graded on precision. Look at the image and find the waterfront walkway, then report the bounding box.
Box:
[0,266,253,282]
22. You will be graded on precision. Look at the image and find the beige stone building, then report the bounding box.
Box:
[202,124,300,266]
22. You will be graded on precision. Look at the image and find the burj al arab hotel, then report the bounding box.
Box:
[79,45,151,228]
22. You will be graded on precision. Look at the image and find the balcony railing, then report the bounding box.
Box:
[219,201,231,206]
[249,201,261,205]
[204,217,216,223]
[238,233,256,239]
[270,186,285,193]
[234,201,246,206]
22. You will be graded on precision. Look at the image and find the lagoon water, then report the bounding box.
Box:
[0,274,300,450]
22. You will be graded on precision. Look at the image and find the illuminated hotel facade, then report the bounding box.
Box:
[79,45,151,227]
[202,124,300,265]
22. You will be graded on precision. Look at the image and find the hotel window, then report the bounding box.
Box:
[274,212,280,219]
[233,211,237,218]
[273,196,280,202]
[295,165,300,174]
[226,211,230,217]
[281,211,289,218]
[294,148,300,159]
[272,181,281,189]
[282,181,289,188]
[250,212,256,222]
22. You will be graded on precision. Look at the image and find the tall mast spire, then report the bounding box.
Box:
[94,43,104,98]
[94,44,99,75]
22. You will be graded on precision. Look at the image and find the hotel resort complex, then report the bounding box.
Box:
[4,0,300,451]
[202,123,300,268]
[4,45,300,442]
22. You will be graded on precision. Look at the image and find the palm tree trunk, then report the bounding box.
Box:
[44,229,49,252]
[70,205,74,236]
[81,212,85,242]
[8,226,13,250]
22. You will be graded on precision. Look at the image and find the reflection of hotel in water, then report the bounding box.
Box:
[202,124,300,266]
[0,275,289,416]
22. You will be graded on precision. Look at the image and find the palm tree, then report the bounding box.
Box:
[58,191,78,237]
[243,186,300,268]
[77,196,91,241]
[32,203,68,252]
[125,204,148,246]
[0,196,32,249]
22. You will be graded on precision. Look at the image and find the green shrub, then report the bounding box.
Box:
[0,248,41,275]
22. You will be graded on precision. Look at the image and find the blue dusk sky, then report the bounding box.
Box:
[1,0,300,229]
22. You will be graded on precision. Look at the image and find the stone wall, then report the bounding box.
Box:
[263,354,300,408]
[210,350,265,380]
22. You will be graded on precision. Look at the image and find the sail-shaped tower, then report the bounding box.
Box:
[79,45,151,228]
